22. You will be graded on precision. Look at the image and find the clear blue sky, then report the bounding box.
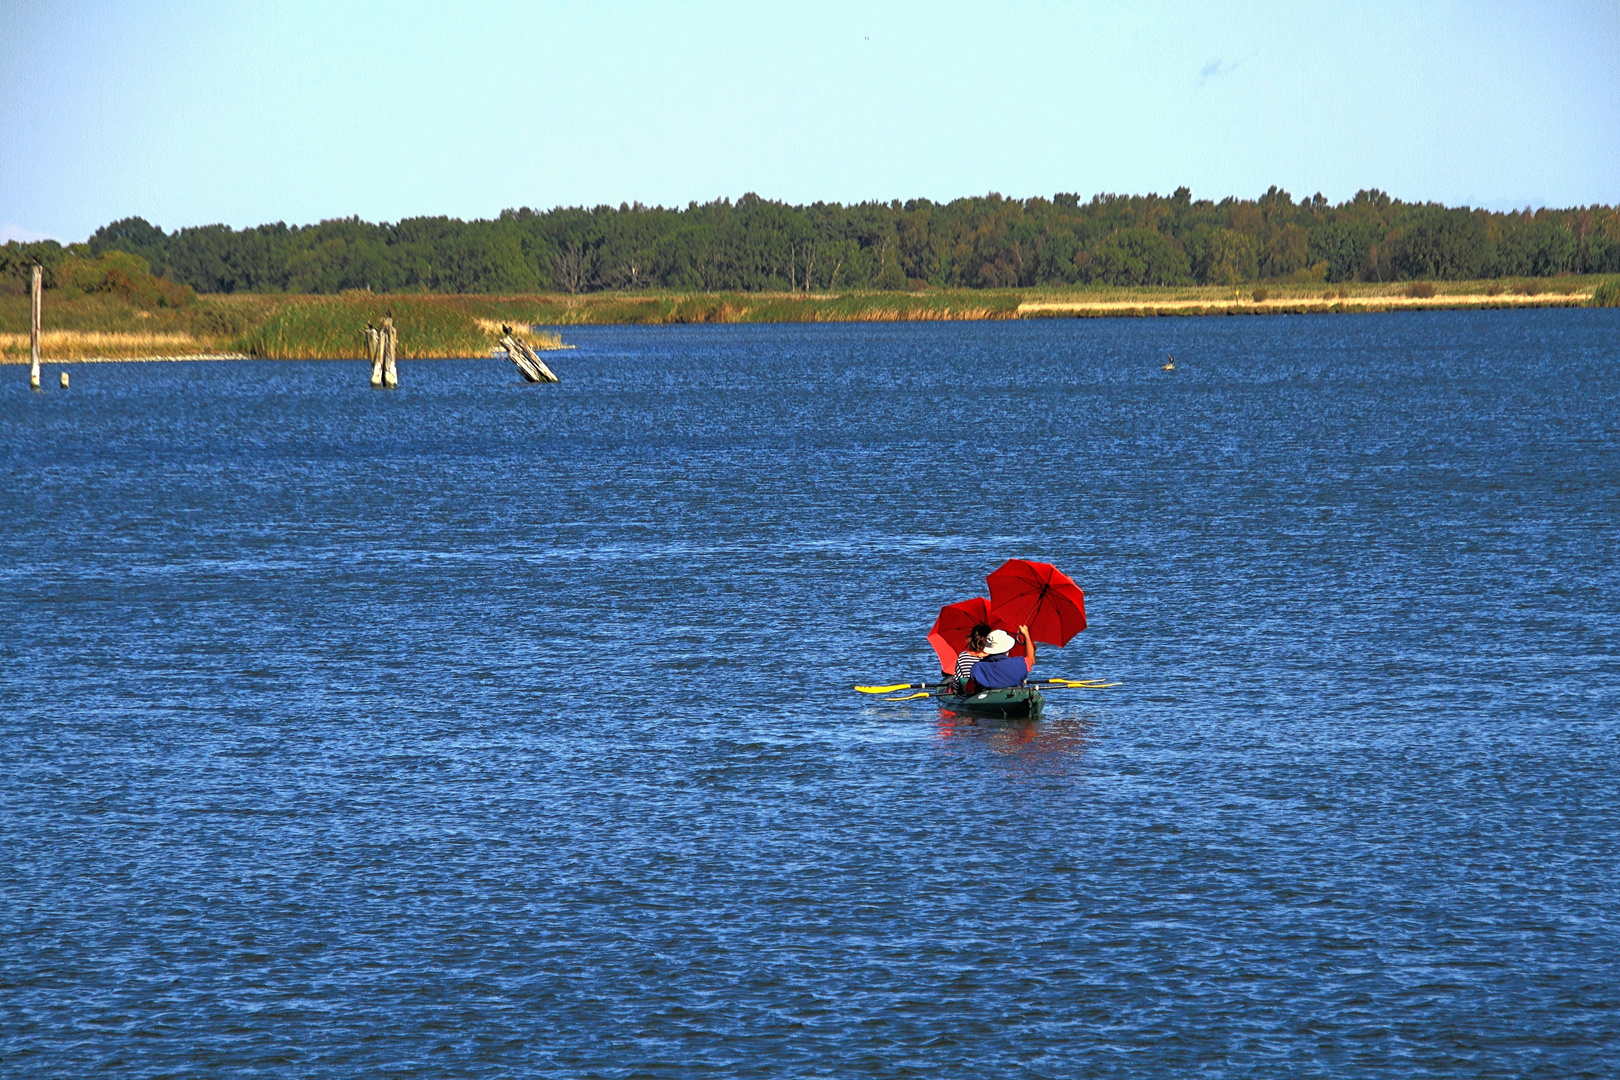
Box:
[3,0,1616,243]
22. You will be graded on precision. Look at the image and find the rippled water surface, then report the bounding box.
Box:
[4,311,1619,1078]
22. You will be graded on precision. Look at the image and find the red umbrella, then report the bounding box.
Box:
[927,596,1014,674]
[986,559,1087,647]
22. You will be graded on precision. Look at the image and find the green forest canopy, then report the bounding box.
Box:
[6,187,1620,296]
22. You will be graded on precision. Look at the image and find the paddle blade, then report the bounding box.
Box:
[855,683,916,694]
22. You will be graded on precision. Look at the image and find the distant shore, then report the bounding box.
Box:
[0,280,1607,362]
[1017,289,1593,317]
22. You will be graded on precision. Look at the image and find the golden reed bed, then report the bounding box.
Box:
[1018,291,1594,316]
[0,331,221,361]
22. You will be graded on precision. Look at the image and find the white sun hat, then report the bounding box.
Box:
[982,629,1017,655]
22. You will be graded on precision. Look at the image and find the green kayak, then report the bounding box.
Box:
[937,685,1046,718]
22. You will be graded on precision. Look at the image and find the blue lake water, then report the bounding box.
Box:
[3,310,1618,1078]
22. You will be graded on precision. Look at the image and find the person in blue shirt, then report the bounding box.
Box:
[969,625,1035,689]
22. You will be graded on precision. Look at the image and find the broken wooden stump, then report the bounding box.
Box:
[499,325,559,383]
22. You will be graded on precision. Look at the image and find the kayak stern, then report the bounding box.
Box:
[937,685,1046,718]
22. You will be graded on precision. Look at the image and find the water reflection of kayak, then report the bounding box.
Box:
[937,685,1045,718]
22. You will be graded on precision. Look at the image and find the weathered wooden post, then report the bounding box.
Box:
[30,264,42,390]
[381,315,398,389]
[499,325,560,383]
[366,324,383,387]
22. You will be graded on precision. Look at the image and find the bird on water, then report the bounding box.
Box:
[1162,354,1175,371]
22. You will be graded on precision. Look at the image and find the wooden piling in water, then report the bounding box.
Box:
[364,316,398,388]
[381,315,398,388]
[366,324,383,387]
[30,265,42,389]
[499,326,560,383]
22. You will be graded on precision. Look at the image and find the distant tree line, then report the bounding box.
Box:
[7,187,1620,296]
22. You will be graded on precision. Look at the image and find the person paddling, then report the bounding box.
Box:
[968,626,1035,689]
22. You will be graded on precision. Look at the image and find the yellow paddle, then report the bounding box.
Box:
[855,682,946,694]
[859,679,1118,695]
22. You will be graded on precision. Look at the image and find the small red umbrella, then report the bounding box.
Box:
[986,559,1087,647]
[927,596,1014,674]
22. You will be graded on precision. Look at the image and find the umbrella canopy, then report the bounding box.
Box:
[927,596,1014,673]
[986,559,1087,647]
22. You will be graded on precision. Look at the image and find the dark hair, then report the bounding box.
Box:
[967,623,992,652]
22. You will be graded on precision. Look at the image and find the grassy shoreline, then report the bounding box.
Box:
[0,279,1610,362]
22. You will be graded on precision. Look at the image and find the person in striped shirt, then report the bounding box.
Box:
[953,624,992,690]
